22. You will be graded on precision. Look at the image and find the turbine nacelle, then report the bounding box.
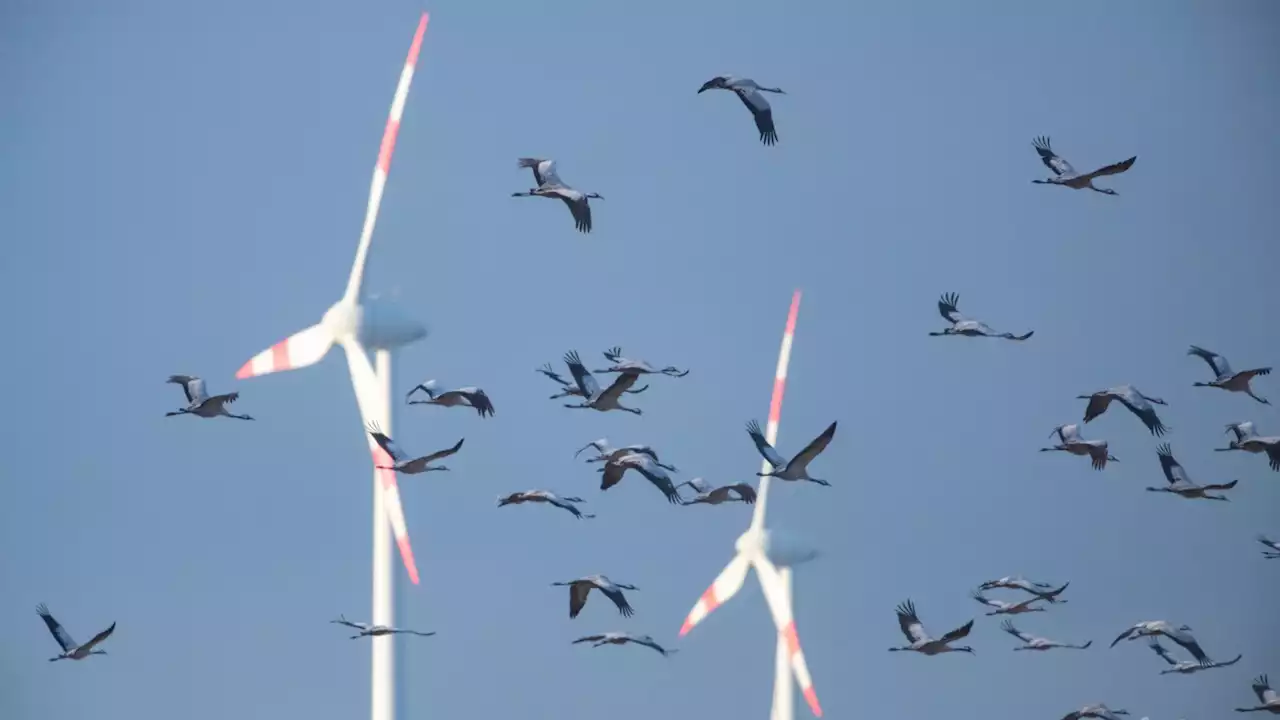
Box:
[736,527,821,569]
[323,297,428,351]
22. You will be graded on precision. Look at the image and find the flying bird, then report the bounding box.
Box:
[1147,637,1240,674]
[977,576,1069,604]
[597,347,689,377]
[1078,385,1169,436]
[888,599,975,656]
[598,452,685,505]
[999,619,1091,651]
[552,575,638,619]
[1236,674,1280,713]
[366,423,463,474]
[330,615,435,639]
[36,604,115,662]
[511,157,602,233]
[537,362,649,400]
[1111,621,1212,666]
[572,632,677,656]
[1147,443,1238,501]
[575,438,677,471]
[971,590,1052,616]
[561,350,644,415]
[1187,345,1271,404]
[1217,421,1280,471]
[1031,136,1136,195]
[165,375,254,420]
[405,380,495,418]
[746,419,836,486]
[697,75,785,146]
[1041,423,1118,470]
[676,477,757,506]
[928,292,1034,341]
[1258,535,1280,559]
[1060,704,1131,720]
[497,490,594,519]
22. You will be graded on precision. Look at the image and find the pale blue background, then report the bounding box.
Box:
[2,2,1277,719]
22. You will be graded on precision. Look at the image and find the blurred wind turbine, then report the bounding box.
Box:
[232,14,429,720]
[677,290,823,719]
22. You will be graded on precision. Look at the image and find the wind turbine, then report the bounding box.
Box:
[233,13,429,720]
[677,290,822,719]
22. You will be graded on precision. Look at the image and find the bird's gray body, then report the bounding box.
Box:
[165,375,254,420]
[746,419,837,485]
[36,604,115,662]
[1146,443,1237,501]
[1031,136,1136,194]
[1188,345,1272,404]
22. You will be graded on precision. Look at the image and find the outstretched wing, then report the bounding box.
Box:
[1032,136,1075,176]
[999,619,1032,643]
[732,87,777,146]
[970,591,1001,609]
[726,483,757,504]
[463,389,495,417]
[536,363,570,386]
[598,371,641,404]
[1253,675,1276,705]
[1085,155,1137,179]
[78,622,116,653]
[680,477,712,494]
[422,438,464,464]
[1056,423,1083,444]
[788,421,836,472]
[1156,444,1187,485]
[939,619,974,645]
[1082,392,1114,423]
[937,292,965,323]
[1147,637,1178,666]
[366,424,409,463]
[631,456,684,505]
[563,350,600,398]
[746,419,786,469]
[1188,345,1229,378]
[559,194,593,234]
[36,604,76,652]
[895,600,927,643]
[167,375,204,404]
[574,438,610,459]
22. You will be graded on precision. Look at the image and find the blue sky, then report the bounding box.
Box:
[2,1,1278,718]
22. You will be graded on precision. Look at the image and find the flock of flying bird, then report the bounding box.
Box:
[29,64,1279,719]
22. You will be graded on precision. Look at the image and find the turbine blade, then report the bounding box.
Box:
[752,289,801,532]
[342,337,419,585]
[343,12,429,304]
[771,565,794,720]
[236,323,334,379]
[679,553,751,637]
[756,558,822,717]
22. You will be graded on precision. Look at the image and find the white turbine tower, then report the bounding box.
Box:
[233,13,429,720]
[677,290,823,720]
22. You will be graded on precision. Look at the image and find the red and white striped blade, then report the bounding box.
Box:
[342,12,429,304]
[678,553,750,637]
[236,323,334,379]
[756,558,822,717]
[751,289,802,532]
[341,337,419,584]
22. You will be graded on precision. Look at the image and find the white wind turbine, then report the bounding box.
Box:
[678,290,823,720]
[233,13,429,720]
